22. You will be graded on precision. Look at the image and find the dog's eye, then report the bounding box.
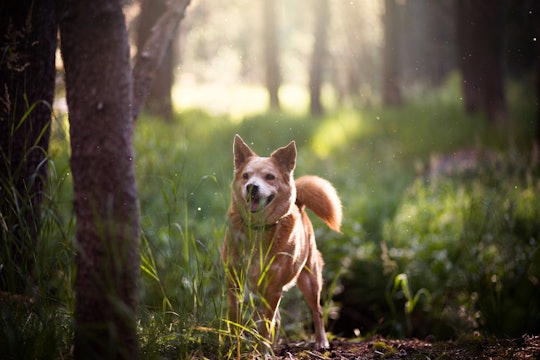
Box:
[242,173,249,180]
[266,174,275,180]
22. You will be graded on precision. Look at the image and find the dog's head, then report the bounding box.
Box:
[231,134,296,226]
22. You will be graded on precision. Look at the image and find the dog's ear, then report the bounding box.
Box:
[271,141,296,173]
[233,134,256,170]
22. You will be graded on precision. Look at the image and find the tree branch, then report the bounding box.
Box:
[131,0,191,121]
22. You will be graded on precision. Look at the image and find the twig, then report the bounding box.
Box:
[304,350,327,359]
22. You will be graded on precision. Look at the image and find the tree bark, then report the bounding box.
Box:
[382,0,402,106]
[0,0,57,293]
[136,0,174,120]
[309,0,329,117]
[456,0,480,113]
[456,0,506,123]
[535,4,540,154]
[132,0,191,121]
[263,0,281,111]
[479,0,506,123]
[57,0,140,358]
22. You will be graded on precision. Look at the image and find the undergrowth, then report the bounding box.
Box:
[1,77,539,357]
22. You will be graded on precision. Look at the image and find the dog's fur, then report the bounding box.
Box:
[222,134,342,350]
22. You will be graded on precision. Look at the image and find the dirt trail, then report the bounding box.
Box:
[276,335,540,359]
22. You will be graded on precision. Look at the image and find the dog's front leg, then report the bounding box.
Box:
[260,290,282,349]
[224,266,242,327]
[226,288,240,325]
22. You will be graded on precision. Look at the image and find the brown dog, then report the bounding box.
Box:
[222,134,342,351]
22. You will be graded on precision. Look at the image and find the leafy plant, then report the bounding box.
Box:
[386,273,431,337]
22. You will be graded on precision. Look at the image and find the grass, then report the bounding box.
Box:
[1,76,539,357]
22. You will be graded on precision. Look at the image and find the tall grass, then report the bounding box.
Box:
[0,155,75,359]
[2,76,539,356]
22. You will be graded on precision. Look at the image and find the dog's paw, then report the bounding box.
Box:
[315,338,330,351]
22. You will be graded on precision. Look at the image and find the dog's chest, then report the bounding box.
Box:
[234,224,308,292]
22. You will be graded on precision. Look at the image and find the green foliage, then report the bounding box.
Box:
[0,158,74,359]
[382,154,540,338]
[386,273,432,337]
[2,78,539,356]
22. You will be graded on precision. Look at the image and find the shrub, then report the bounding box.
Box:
[382,153,540,338]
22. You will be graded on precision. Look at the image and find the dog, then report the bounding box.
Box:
[222,134,342,351]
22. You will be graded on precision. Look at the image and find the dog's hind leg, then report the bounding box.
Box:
[297,253,330,350]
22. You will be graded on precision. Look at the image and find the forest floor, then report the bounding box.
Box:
[274,334,540,359]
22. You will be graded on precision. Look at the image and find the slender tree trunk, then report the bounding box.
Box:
[533,1,540,157]
[57,0,140,358]
[457,0,506,123]
[0,0,57,293]
[132,0,191,121]
[456,0,481,113]
[137,0,174,120]
[263,0,281,110]
[383,0,402,106]
[309,0,329,116]
[536,52,540,158]
[479,0,506,123]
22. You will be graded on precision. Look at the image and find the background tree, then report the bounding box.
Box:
[532,1,540,153]
[309,0,329,116]
[398,0,455,88]
[456,0,507,123]
[263,0,281,110]
[0,0,57,294]
[382,0,402,106]
[136,0,175,120]
[331,1,383,107]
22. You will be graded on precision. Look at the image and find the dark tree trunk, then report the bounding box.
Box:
[132,0,191,121]
[423,0,456,87]
[263,0,281,111]
[57,0,140,358]
[531,1,540,153]
[456,0,506,123]
[309,0,329,117]
[479,0,506,123]
[137,0,174,120]
[536,50,540,157]
[456,0,481,113]
[383,0,402,106]
[0,0,57,293]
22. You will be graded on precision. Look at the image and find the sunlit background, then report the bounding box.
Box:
[4,0,540,357]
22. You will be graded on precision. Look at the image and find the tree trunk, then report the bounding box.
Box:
[0,0,57,293]
[57,0,140,358]
[137,0,174,120]
[309,0,329,117]
[531,0,540,157]
[132,0,191,121]
[382,0,402,106]
[479,0,506,123]
[456,0,481,113]
[263,0,281,111]
[456,0,506,123]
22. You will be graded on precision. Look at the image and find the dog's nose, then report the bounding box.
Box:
[246,184,259,197]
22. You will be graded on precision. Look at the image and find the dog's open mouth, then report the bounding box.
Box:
[248,194,275,213]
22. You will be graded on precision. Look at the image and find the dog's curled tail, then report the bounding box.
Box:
[295,175,342,232]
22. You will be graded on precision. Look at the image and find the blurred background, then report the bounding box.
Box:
[121,0,540,341]
[4,0,540,357]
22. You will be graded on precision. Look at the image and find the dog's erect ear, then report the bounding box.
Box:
[233,134,257,170]
[271,141,296,173]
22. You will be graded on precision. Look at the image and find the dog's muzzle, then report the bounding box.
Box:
[246,184,274,213]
